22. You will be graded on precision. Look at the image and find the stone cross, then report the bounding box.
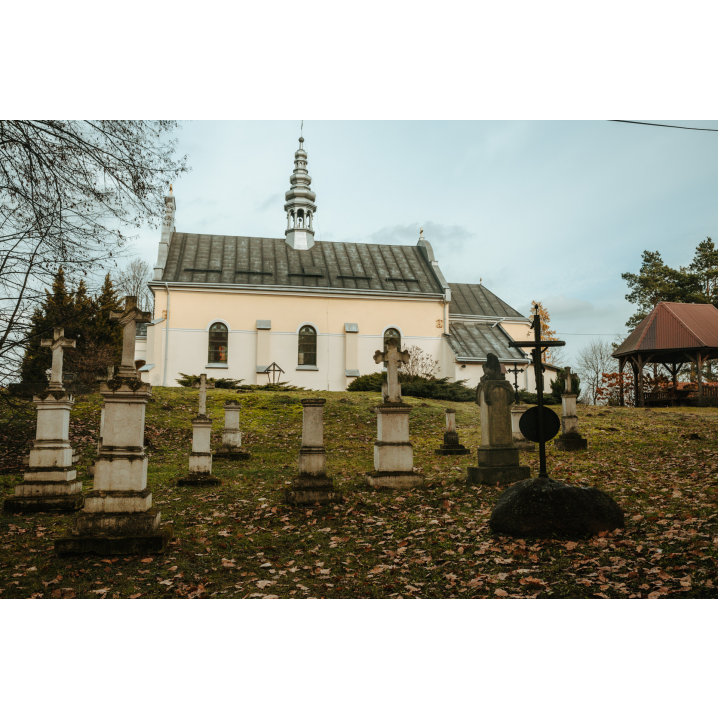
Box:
[373,338,410,402]
[564,366,573,394]
[110,296,152,375]
[192,373,215,415]
[41,328,76,389]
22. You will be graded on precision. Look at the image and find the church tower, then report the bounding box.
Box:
[284,136,317,250]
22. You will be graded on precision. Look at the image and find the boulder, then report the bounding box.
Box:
[489,478,624,537]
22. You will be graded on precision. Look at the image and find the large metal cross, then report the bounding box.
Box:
[373,338,410,402]
[110,296,152,376]
[41,328,76,389]
[509,307,566,479]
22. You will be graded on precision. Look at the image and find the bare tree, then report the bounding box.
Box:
[0,121,188,390]
[114,258,153,313]
[575,339,617,405]
[401,345,440,379]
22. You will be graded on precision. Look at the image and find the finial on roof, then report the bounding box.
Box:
[480,277,482,284]
[420,227,424,239]
[169,183,173,195]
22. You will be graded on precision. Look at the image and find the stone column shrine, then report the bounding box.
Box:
[285,398,341,504]
[554,367,588,451]
[435,409,470,455]
[366,339,423,489]
[467,354,531,486]
[511,404,535,452]
[178,374,220,486]
[214,401,250,460]
[55,297,171,555]
[5,328,84,512]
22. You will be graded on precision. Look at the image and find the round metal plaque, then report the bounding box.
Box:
[519,405,561,443]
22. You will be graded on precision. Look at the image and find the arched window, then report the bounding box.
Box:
[298,325,317,366]
[208,322,228,364]
[383,328,401,366]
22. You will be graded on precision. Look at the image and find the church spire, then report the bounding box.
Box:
[284,133,317,250]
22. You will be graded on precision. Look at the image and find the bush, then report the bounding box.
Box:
[347,372,475,402]
[549,369,581,402]
[516,389,560,406]
[177,373,244,390]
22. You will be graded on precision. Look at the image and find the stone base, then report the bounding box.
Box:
[554,434,588,451]
[489,477,625,537]
[4,493,84,513]
[366,471,424,489]
[74,506,162,535]
[55,526,172,556]
[435,445,471,455]
[177,474,222,487]
[214,447,251,461]
[477,446,521,467]
[513,438,536,452]
[285,478,342,505]
[467,465,531,487]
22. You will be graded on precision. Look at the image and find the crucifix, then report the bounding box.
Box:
[509,307,566,479]
[506,363,524,402]
[373,338,410,403]
[41,328,76,390]
[564,366,574,393]
[192,373,215,415]
[110,296,152,377]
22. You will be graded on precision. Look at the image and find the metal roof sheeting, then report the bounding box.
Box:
[613,302,718,357]
[449,283,524,318]
[161,234,445,296]
[447,323,527,362]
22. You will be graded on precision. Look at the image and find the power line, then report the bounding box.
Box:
[610,120,718,132]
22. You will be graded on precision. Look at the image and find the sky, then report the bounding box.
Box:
[125,120,718,365]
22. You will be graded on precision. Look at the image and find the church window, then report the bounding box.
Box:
[208,322,228,364]
[383,328,401,367]
[298,325,317,366]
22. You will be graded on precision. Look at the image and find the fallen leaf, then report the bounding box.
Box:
[494,588,508,597]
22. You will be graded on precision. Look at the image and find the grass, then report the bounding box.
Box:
[1,388,717,599]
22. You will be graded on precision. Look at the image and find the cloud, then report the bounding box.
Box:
[257,193,283,213]
[369,221,475,249]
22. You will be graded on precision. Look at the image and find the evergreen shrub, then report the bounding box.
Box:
[347,372,475,402]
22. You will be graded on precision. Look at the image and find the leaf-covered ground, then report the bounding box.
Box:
[1,388,717,599]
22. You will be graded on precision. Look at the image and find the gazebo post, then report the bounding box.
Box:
[697,350,703,404]
[631,358,639,407]
[619,357,625,407]
[671,362,677,407]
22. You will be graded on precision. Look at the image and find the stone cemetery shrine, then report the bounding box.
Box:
[2,300,717,598]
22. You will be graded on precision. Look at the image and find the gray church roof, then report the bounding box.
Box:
[449,283,524,318]
[447,322,527,362]
[159,234,445,296]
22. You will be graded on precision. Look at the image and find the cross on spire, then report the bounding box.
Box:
[373,338,410,402]
[110,296,152,376]
[41,328,76,389]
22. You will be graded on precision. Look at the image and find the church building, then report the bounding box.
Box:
[136,136,551,392]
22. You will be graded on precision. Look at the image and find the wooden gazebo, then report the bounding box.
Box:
[612,302,718,407]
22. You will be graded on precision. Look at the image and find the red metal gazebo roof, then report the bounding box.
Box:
[613,302,718,358]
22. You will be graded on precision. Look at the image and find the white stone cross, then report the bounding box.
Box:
[110,296,152,375]
[41,328,76,389]
[373,338,410,402]
[193,373,215,415]
[564,366,573,393]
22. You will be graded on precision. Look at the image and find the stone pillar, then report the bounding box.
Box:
[554,393,588,451]
[56,297,170,555]
[4,390,84,512]
[467,379,531,486]
[435,409,470,455]
[215,401,250,460]
[286,399,341,504]
[511,404,535,452]
[256,320,271,381]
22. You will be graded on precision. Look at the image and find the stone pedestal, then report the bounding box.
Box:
[178,416,221,486]
[511,404,535,452]
[467,379,531,487]
[367,403,423,489]
[55,378,170,554]
[4,390,84,513]
[214,401,250,460]
[286,399,341,504]
[554,393,588,451]
[435,409,470,455]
